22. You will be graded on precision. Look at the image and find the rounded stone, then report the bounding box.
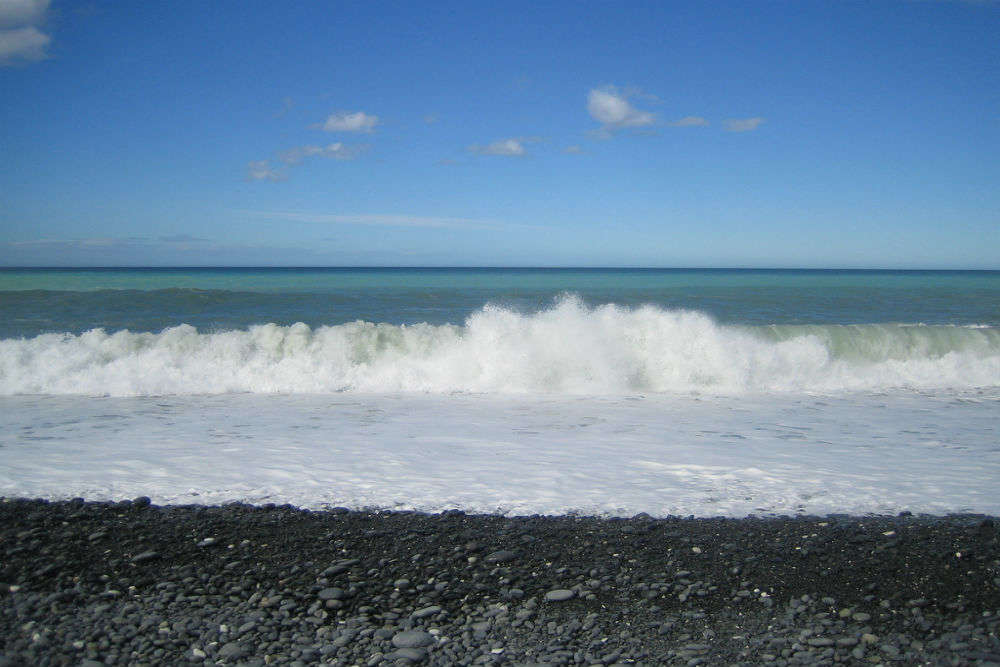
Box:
[544,589,576,602]
[387,647,427,661]
[317,587,345,600]
[411,605,441,619]
[218,641,248,660]
[391,629,435,648]
[484,550,517,564]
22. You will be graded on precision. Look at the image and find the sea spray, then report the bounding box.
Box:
[1,296,998,396]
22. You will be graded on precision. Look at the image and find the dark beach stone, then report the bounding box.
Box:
[130,551,160,564]
[484,550,517,564]
[322,560,358,576]
[387,647,427,661]
[544,589,575,602]
[317,587,345,600]
[411,605,441,619]
[0,499,998,666]
[391,630,434,648]
[217,640,247,660]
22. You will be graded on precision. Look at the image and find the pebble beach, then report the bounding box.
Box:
[2,498,999,666]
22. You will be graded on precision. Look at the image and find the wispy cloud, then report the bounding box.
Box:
[724,117,766,132]
[468,137,539,156]
[279,142,368,165]
[0,0,48,27]
[669,116,710,127]
[158,234,209,243]
[8,235,208,252]
[245,211,505,230]
[563,145,584,154]
[587,87,656,135]
[317,110,380,133]
[469,139,525,156]
[0,0,51,65]
[246,160,286,182]
[249,114,371,182]
[0,236,366,267]
[9,237,123,248]
[274,97,294,118]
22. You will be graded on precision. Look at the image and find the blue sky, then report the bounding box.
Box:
[1,1,998,268]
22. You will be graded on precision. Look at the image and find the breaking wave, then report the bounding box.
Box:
[2,297,998,396]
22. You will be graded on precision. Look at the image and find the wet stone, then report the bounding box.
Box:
[130,551,160,564]
[392,630,435,648]
[411,605,441,619]
[387,647,427,662]
[485,550,518,564]
[544,589,576,602]
[217,641,248,660]
[317,587,345,600]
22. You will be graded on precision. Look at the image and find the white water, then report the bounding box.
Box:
[2,299,998,396]
[4,298,997,516]
[2,390,998,517]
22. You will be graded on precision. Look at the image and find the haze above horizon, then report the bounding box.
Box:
[2,1,998,269]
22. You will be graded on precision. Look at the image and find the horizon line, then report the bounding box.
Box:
[1,265,998,272]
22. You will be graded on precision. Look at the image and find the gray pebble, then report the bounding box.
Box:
[317,587,345,600]
[411,605,441,619]
[130,551,160,564]
[391,630,435,648]
[484,550,517,564]
[217,641,247,659]
[387,647,427,662]
[544,589,576,602]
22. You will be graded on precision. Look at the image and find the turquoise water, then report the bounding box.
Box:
[1,267,998,337]
[2,266,999,292]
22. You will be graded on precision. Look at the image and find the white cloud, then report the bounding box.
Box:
[249,143,366,182]
[724,117,766,132]
[563,145,583,154]
[0,0,48,28]
[246,160,285,182]
[0,0,50,65]
[318,111,380,133]
[669,116,710,127]
[0,25,48,61]
[280,142,367,164]
[469,138,527,156]
[587,87,656,132]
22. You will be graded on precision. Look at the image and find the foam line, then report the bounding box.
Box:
[2,296,997,396]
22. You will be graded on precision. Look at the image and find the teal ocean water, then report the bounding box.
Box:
[2,267,998,338]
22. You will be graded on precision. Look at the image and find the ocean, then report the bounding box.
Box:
[1,267,998,517]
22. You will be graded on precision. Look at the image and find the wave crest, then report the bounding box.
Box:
[2,297,998,396]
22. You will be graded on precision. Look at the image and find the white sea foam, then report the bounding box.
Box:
[2,391,998,517]
[1,297,998,396]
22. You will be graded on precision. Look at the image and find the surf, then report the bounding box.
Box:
[1,296,998,396]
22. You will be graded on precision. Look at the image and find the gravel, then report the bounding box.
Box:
[1,497,999,665]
